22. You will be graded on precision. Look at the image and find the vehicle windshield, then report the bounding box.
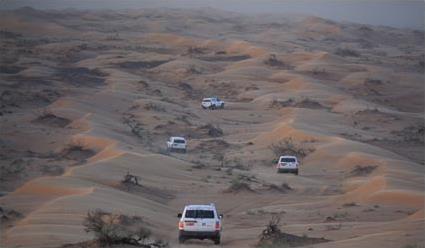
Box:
[280,157,296,162]
[202,99,211,102]
[185,210,215,219]
[174,139,185,144]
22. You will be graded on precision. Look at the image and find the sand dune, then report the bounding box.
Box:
[0,7,423,248]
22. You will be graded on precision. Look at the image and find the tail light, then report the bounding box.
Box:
[178,221,184,230]
[215,221,221,230]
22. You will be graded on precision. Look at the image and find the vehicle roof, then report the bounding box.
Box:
[203,97,219,100]
[171,136,185,140]
[279,155,297,159]
[184,204,216,210]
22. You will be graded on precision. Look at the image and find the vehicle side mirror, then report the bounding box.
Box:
[219,214,223,219]
[177,213,182,218]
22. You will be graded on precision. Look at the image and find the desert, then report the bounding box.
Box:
[0,5,424,248]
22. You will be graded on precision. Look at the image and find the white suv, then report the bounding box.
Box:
[177,204,223,245]
[276,155,299,175]
[166,136,187,153]
[201,97,224,109]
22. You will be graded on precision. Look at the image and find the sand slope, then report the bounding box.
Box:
[0,7,423,248]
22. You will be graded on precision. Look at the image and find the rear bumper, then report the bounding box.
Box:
[171,146,186,149]
[277,168,298,173]
[179,230,220,239]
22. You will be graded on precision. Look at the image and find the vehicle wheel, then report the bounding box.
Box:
[213,236,221,245]
[221,103,224,109]
[294,170,299,175]
[178,235,185,244]
[183,149,187,153]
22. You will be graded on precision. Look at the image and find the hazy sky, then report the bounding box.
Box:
[0,0,423,30]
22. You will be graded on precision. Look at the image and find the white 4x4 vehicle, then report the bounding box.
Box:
[166,136,187,153]
[276,155,299,175]
[201,97,224,109]
[177,204,223,245]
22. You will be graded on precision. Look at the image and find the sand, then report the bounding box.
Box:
[0,7,423,248]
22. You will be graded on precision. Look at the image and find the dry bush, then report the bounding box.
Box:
[257,216,329,247]
[269,98,327,110]
[61,141,96,162]
[335,48,360,57]
[264,183,293,193]
[364,78,383,85]
[269,138,315,159]
[83,209,168,247]
[0,206,23,224]
[123,114,151,143]
[342,202,358,207]
[348,165,378,177]
[224,176,254,193]
[264,54,293,69]
[198,124,223,137]
[33,109,71,128]
[121,171,141,191]
[186,46,206,55]
[269,99,294,109]
[144,102,165,112]
[392,124,424,144]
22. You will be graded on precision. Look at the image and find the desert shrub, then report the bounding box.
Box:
[213,153,225,167]
[364,78,383,85]
[0,159,27,179]
[257,216,329,247]
[190,160,206,169]
[61,142,95,162]
[348,165,378,177]
[225,157,250,171]
[269,99,294,109]
[392,124,424,144]
[0,206,23,223]
[121,171,141,191]
[264,183,293,193]
[269,138,315,159]
[123,115,151,142]
[34,109,71,127]
[264,54,293,69]
[144,102,165,112]
[137,80,149,88]
[225,176,254,193]
[335,48,360,57]
[198,124,223,137]
[186,46,205,54]
[342,202,357,207]
[403,245,419,248]
[83,209,167,247]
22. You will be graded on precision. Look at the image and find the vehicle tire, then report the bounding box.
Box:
[221,103,224,109]
[178,235,185,244]
[183,149,186,153]
[294,170,299,175]
[211,105,216,110]
[213,236,221,245]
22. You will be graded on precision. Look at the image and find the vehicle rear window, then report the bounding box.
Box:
[280,157,296,162]
[185,210,214,219]
[174,139,185,144]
